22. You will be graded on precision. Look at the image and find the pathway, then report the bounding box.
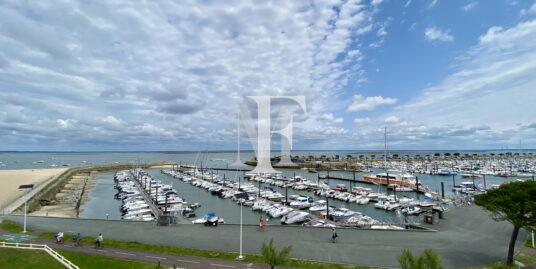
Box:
[2,205,530,268]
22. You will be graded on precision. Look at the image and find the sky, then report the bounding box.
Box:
[1,0,536,151]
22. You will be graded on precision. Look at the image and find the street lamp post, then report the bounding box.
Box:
[238,200,244,259]
[18,184,34,233]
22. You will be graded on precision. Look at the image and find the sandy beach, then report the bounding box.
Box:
[0,168,67,207]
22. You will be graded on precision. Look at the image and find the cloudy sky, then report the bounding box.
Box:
[1,0,535,151]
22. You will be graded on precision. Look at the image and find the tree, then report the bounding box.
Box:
[474,181,536,266]
[261,239,292,269]
[359,155,364,159]
[398,248,444,269]
[434,153,440,157]
[370,154,376,159]
[347,154,352,158]
[444,153,451,157]
[393,154,399,158]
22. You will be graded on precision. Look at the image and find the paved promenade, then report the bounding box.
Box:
[2,205,529,268]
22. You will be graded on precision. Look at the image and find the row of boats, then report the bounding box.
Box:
[245,172,436,215]
[367,158,536,178]
[161,169,425,227]
[114,169,200,221]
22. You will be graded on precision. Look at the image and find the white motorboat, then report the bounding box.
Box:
[281,211,310,224]
[252,200,271,211]
[308,200,327,212]
[355,196,370,205]
[331,208,357,221]
[289,196,313,209]
[374,200,387,210]
[402,205,421,215]
[192,213,225,225]
[395,186,414,192]
[269,206,293,218]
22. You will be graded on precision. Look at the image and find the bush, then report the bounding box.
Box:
[261,239,292,269]
[398,249,444,269]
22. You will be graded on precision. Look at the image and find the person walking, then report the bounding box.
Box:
[94,233,103,249]
[331,228,337,243]
[72,233,82,246]
[259,216,265,231]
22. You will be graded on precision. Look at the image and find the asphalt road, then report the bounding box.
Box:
[2,205,529,268]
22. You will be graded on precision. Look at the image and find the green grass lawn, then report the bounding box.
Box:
[525,227,535,249]
[0,220,32,233]
[0,248,66,269]
[0,247,164,269]
[472,252,536,269]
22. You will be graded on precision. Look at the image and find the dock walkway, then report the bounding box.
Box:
[129,171,160,217]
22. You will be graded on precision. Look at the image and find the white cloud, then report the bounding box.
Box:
[405,0,412,8]
[0,0,381,150]
[354,117,371,125]
[317,113,344,124]
[314,126,349,135]
[391,19,536,143]
[371,0,384,6]
[427,0,438,9]
[409,22,417,31]
[425,27,454,42]
[347,94,397,112]
[384,116,400,123]
[520,3,536,16]
[462,2,478,11]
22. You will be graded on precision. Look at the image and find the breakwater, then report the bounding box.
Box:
[21,162,176,214]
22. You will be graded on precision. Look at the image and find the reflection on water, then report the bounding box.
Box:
[79,171,122,220]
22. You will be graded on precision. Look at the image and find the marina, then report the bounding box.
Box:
[3,151,534,226]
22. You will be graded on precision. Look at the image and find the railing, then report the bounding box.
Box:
[0,241,79,269]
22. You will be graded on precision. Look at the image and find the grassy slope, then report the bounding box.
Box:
[525,227,535,249]
[0,248,65,269]
[472,252,536,269]
[0,219,30,233]
[0,248,160,269]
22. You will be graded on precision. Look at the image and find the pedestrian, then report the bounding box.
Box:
[259,216,265,231]
[94,233,103,248]
[331,228,337,243]
[72,233,82,246]
[55,232,64,244]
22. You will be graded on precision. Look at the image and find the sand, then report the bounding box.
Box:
[29,171,96,218]
[149,164,177,169]
[0,168,67,207]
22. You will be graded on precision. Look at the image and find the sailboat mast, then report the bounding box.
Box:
[237,110,240,157]
[384,126,387,169]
